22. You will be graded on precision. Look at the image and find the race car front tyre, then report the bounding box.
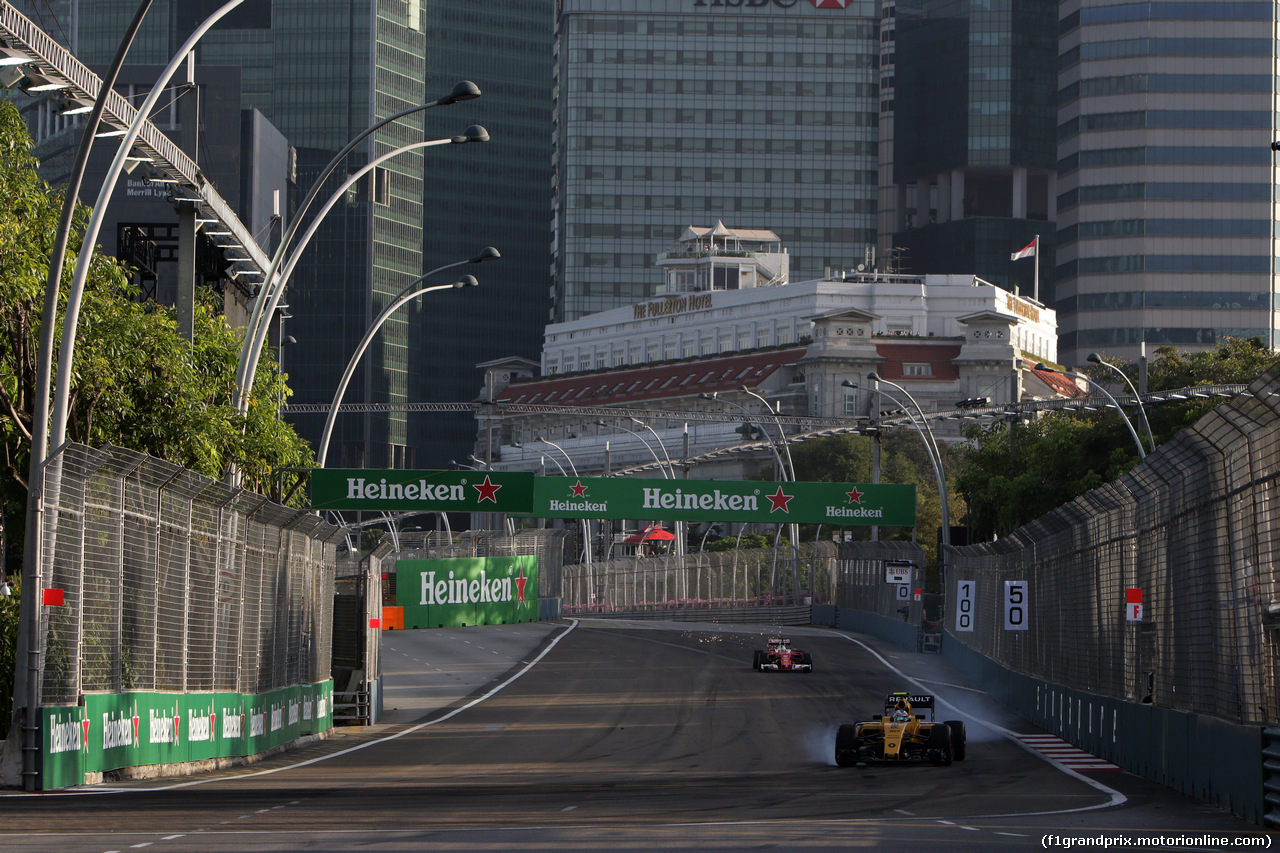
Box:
[752,650,762,670]
[927,723,953,766]
[834,724,861,767]
[943,720,967,761]
[799,651,813,670]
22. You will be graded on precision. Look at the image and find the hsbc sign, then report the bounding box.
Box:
[693,0,853,8]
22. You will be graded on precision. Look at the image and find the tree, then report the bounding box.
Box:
[0,100,312,565]
[788,431,961,577]
[958,338,1280,541]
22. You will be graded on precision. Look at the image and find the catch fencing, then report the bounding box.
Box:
[36,443,344,708]
[562,541,838,615]
[946,367,1280,728]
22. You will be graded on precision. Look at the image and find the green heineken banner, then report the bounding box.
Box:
[526,476,917,527]
[40,680,333,790]
[310,469,533,512]
[397,556,539,628]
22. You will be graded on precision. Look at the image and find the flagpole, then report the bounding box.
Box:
[1033,234,1040,302]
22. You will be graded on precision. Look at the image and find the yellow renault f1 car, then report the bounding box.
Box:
[834,692,966,766]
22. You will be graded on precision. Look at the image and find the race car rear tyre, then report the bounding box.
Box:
[943,720,967,761]
[752,650,763,670]
[834,724,861,767]
[927,722,953,766]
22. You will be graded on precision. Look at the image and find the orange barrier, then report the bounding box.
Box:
[381,606,404,631]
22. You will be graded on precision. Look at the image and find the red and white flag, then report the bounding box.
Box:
[1010,237,1037,261]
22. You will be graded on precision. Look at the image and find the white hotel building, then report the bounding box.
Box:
[477,225,1067,478]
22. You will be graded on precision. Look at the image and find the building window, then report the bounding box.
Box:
[903,363,932,377]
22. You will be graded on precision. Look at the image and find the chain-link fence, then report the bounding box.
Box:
[835,540,930,625]
[37,444,344,707]
[562,541,838,614]
[947,366,1280,727]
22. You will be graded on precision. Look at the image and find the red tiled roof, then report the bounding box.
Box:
[1033,367,1085,397]
[873,342,963,382]
[498,348,805,407]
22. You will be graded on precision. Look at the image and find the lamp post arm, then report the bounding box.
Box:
[50,0,246,448]
[236,85,480,405]
[608,424,667,478]
[1094,360,1156,453]
[1072,371,1147,460]
[862,381,950,548]
[739,388,795,481]
[706,395,787,480]
[537,438,578,477]
[316,273,472,467]
[237,134,465,414]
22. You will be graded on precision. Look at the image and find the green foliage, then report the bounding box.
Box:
[958,337,1280,541]
[787,431,960,571]
[0,574,17,740]
[703,531,782,552]
[0,99,313,563]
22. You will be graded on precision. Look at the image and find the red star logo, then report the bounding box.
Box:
[81,715,90,752]
[173,712,181,744]
[515,566,528,605]
[473,475,501,503]
[846,486,864,504]
[767,487,794,513]
[570,480,588,497]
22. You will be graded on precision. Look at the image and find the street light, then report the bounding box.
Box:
[843,376,950,556]
[234,80,482,412]
[316,251,494,466]
[536,437,594,569]
[594,420,667,477]
[1086,353,1156,454]
[697,392,789,480]
[235,127,489,419]
[1036,363,1146,460]
[737,386,796,482]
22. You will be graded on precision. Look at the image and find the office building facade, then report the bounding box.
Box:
[416,2,555,470]
[1054,0,1279,365]
[887,0,1058,300]
[551,0,881,323]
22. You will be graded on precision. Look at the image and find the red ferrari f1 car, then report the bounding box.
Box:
[752,637,813,672]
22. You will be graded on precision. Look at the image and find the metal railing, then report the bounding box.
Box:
[562,541,837,615]
[36,444,343,707]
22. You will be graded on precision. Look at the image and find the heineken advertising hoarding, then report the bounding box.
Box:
[527,477,916,527]
[310,469,534,512]
[396,556,539,628]
[40,681,333,790]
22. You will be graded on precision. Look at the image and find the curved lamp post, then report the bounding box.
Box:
[234,81,482,411]
[536,437,593,569]
[696,392,789,480]
[1087,353,1156,454]
[737,386,796,482]
[594,420,667,478]
[236,127,489,418]
[1036,363,1146,460]
[316,252,494,467]
[843,376,951,555]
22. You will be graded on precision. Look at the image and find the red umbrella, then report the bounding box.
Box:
[624,526,675,543]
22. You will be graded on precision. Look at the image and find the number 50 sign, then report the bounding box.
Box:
[1004,581,1029,631]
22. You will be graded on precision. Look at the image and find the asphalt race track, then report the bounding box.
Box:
[0,620,1271,852]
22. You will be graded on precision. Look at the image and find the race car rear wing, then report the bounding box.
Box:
[884,693,934,709]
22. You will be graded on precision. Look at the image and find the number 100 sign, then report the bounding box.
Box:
[1004,580,1029,631]
[955,580,975,632]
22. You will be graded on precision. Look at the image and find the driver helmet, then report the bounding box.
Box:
[892,709,910,722]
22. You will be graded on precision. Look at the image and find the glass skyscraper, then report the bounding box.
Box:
[887,0,1058,298]
[416,2,555,470]
[552,0,881,323]
[1054,0,1278,365]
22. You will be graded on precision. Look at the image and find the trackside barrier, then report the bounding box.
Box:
[1263,729,1280,826]
[579,604,811,625]
[14,443,343,789]
[943,629,1264,824]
